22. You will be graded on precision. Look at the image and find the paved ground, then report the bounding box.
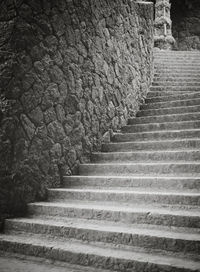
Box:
[0,251,110,272]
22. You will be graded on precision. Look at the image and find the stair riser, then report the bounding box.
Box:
[155,61,200,63]
[5,221,200,255]
[155,66,200,69]
[155,54,200,56]
[155,72,200,76]
[154,58,200,61]
[154,79,200,83]
[28,204,200,228]
[79,164,200,179]
[154,57,200,59]
[147,92,196,98]
[155,56,200,58]
[155,70,200,74]
[129,114,200,124]
[152,83,200,88]
[153,79,200,83]
[122,121,200,133]
[92,150,200,163]
[154,61,200,67]
[0,239,194,272]
[114,131,200,142]
[137,106,200,117]
[102,140,200,152]
[154,74,200,78]
[153,83,200,87]
[150,87,200,92]
[141,99,200,110]
[49,190,200,206]
[63,176,200,190]
[146,94,200,103]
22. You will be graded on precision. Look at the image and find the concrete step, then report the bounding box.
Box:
[1,233,200,272]
[146,91,196,98]
[28,202,200,228]
[49,187,200,207]
[154,55,200,58]
[155,63,200,66]
[102,138,200,152]
[150,86,200,92]
[146,92,200,103]
[141,98,200,110]
[154,50,200,53]
[154,73,200,78]
[63,175,200,190]
[154,56,200,60]
[155,59,200,62]
[129,112,200,124]
[154,51,200,55]
[122,120,200,133]
[155,68,200,72]
[114,129,200,142]
[154,60,200,63]
[153,78,200,83]
[153,82,200,87]
[153,51,200,56]
[0,252,108,272]
[137,105,200,117]
[78,162,200,178]
[154,67,200,71]
[154,75,200,81]
[5,218,200,255]
[92,149,200,162]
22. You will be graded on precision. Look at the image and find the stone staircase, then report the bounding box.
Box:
[1,50,200,272]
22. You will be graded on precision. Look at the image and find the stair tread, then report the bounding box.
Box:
[135,112,200,119]
[139,104,200,114]
[80,161,200,165]
[104,138,200,144]
[48,188,200,196]
[144,98,200,106]
[1,233,200,270]
[66,174,200,179]
[93,149,200,154]
[125,119,200,127]
[116,128,200,135]
[6,217,200,239]
[29,201,200,215]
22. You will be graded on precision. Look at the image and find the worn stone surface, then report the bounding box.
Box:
[0,0,153,220]
[0,251,113,272]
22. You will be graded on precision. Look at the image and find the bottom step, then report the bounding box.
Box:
[0,233,199,272]
[0,251,111,272]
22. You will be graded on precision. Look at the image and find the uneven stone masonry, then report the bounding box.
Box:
[0,0,153,220]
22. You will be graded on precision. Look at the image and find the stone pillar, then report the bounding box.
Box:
[154,0,175,49]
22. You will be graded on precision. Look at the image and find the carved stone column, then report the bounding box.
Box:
[154,0,175,49]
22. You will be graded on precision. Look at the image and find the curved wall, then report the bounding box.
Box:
[0,0,153,220]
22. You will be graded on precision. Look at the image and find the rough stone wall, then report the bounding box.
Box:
[171,0,200,50]
[0,0,153,220]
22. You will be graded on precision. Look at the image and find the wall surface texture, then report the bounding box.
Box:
[171,0,200,50]
[0,0,153,220]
